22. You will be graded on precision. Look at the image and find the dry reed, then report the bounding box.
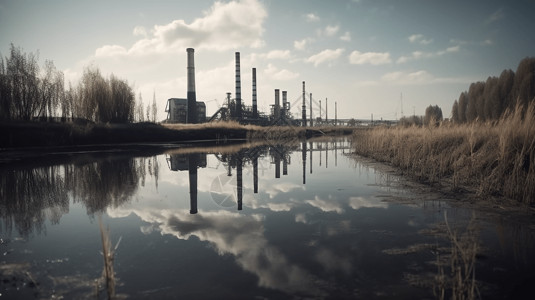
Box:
[98,217,121,300]
[352,102,535,205]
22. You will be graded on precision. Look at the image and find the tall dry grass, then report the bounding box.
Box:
[352,102,535,205]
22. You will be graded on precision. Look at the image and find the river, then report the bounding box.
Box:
[1,137,533,299]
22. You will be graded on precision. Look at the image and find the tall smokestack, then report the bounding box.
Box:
[282,91,287,120]
[252,68,258,119]
[326,98,328,124]
[186,48,197,124]
[235,52,242,120]
[302,81,307,127]
[319,99,322,121]
[274,89,280,119]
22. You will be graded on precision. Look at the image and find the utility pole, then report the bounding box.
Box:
[335,101,337,126]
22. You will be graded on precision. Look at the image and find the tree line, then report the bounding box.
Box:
[451,57,535,123]
[0,44,157,123]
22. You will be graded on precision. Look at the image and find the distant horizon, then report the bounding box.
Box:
[1,0,534,120]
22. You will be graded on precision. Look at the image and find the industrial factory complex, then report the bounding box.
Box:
[165,48,342,126]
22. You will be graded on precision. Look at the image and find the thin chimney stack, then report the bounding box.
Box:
[186,48,197,124]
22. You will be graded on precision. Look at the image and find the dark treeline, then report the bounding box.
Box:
[0,44,142,123]
[451,57,535,123]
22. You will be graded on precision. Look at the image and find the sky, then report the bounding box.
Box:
[1,0,534,121]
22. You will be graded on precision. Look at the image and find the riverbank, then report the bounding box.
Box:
[0,120,353,149]
[351,104,535,206]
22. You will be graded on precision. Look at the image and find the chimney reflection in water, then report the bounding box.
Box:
[166,140,351,214]
[188,154,198,214]
[237,155,243,211]
[253,156,258,194]
[302,141,307,184]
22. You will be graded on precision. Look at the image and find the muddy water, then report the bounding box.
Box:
[1,137,534,299]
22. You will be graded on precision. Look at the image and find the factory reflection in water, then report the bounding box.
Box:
[166,138,351,214]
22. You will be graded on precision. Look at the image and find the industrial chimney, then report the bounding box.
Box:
[235,52,242,120]
[274,89,280,120]
[326,98,328,124]
[252,68,258,119]
[186,48,197,124]
[282,91,287,120]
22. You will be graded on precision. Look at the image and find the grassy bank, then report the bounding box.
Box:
[352,104,535,205]
[0,121,250,148]
[0,119,353,149]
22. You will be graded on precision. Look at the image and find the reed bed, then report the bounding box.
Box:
[352,103,535,205]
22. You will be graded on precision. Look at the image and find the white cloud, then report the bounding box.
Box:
[265,49,291,60]
[348,197,388,210]
[305,13,320,22]
[294,39,306,50]
[486,8,504,24]
[408,34,433,45]
[323,25,339,37]
[348,50,391,65]
[133,26,147,37]
[305,195,344,214]
[306,48,344,67]
[446,45,460,53]
[293,38,313,50]
[396,45,461,64]
[109,208,325,296]
[340,31,351,42]
[358,69,475,87]
[95,45,128,57]
[97,0,267,55]
[382,70,434,84]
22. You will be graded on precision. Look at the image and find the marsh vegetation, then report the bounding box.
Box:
[353,102,535,205]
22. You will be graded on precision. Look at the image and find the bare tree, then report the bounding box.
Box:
[151,90,157,122]
[0,55,10,120]
[6,44,41,120]
[136,92,144,122]
[109,75,135,123]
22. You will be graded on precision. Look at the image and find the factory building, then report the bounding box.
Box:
[165,98,206,123]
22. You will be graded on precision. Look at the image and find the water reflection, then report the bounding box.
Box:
[163,139,351,214]
[0,138,357,236]
[3,138,534,299]
[0,154,159,236]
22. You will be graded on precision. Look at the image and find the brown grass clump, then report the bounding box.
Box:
[352,102,535,205]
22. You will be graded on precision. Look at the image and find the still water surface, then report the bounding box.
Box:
[1,137,534,299]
